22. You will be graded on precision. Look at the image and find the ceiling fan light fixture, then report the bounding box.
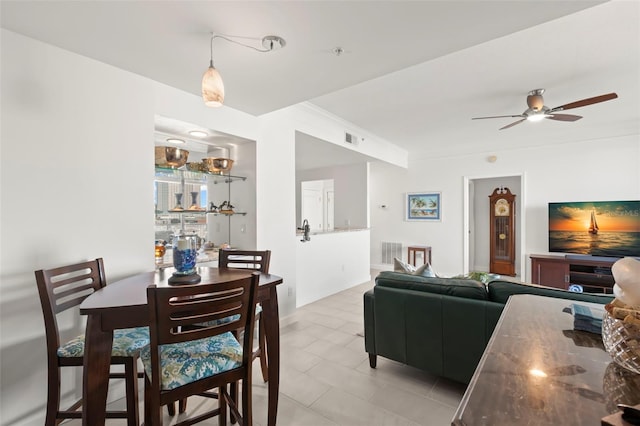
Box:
[526,113,548,122]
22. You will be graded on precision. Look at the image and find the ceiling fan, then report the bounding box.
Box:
[472,89,618,130]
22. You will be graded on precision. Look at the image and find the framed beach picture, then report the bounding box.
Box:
[406,192,441,221]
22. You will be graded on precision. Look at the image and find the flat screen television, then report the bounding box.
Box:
[548,200,640,258]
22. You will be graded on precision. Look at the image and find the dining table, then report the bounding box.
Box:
[79,266,283,426]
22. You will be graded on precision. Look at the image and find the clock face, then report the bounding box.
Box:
[495,199,510,216]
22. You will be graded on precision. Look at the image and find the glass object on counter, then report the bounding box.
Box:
[154,240,166,264]
[603,360,640,413]
[172,230,197,275]
[602,312,640,374]
[168,230,200,284]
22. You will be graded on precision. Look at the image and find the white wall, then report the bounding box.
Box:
[293,103,407,169]
[295,230,371,307]
[369,135,640,279]
[1,30,155,425]
[229,142,257,250]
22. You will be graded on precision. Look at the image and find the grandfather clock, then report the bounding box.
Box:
[489,187,516,276]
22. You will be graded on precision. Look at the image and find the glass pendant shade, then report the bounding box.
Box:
[202,65,225,107]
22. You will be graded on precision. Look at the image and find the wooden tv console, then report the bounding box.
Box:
[530,254,615,294]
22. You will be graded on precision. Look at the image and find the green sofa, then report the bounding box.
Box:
[363,271,613,384]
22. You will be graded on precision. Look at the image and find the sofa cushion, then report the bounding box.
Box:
[488,280,614,305]
[375,271,487,300]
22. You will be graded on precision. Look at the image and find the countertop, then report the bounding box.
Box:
[452,294,640,425]
[296,227,369,236]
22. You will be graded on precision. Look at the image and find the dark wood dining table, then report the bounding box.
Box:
[79,266,283,426]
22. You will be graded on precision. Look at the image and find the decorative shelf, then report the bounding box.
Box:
[154,166,248,249]
[155,167,247,184]
[156,210,247,216]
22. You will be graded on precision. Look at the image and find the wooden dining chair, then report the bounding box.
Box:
[142,273,260,426]
[219,249,271,383]
[35,258,149,426]
[219,250,271,424]
[168,249,271,417]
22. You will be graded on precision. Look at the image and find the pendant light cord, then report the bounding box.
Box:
[209,34,215,67]
[210,33,276,58]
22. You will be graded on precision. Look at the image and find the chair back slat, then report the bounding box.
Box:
[52,282,96,311]
[147,273,259,347]
[219,249,271,273]
[165,297,245,333]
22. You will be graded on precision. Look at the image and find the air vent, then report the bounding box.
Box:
[344,131,360,146]
[381,242,402,265]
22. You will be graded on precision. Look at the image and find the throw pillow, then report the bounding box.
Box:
[413,262,437,278]
[393,258,416,273]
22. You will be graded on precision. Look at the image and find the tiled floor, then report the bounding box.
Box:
[91,271,468,425]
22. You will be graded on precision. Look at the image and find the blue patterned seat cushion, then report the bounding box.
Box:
[198,304,262,327]
[57,326,150,358]
[140,331,243,390]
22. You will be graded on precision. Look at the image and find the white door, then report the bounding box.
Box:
[302,188,323,231]
[325,190,334,231]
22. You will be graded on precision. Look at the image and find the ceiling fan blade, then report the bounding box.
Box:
[550,92,618,112]
[546,114,583,122]
[499,118,526,130]
[472,114,524,120]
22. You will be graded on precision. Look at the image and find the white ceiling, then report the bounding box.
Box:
[2,1,639,164]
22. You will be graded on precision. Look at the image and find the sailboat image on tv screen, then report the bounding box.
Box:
[549,200,640,257]
[588,209,599,235]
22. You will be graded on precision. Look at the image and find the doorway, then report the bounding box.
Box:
[463,174,526,280]
[300,179,335,232]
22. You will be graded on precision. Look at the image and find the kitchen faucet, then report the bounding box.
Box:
[298,219,311,242]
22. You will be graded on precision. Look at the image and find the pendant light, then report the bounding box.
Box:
[202,34,224,107]
[201,33,286,108]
